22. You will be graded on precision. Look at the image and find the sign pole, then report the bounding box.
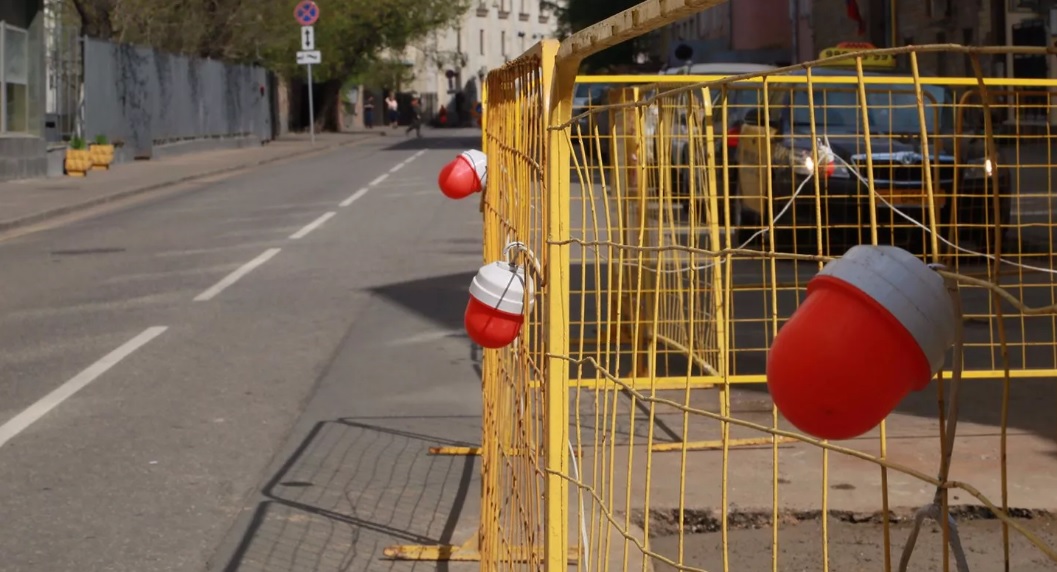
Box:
[307,63,315,144]
[294,0,321,145]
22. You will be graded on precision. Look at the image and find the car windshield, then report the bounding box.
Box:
[574,84,609,103]
[789,82,952,133]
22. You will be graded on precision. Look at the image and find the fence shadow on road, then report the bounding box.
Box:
[383,131,483,152]
[219,418,478,572]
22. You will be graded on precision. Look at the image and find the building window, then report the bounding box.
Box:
[501,31,507,57]
[480,29,485,55]
[1,23,30,133]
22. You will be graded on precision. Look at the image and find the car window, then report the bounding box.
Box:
[787,82,952,133]
[574,84,610,102]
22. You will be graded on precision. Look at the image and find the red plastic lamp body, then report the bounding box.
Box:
[766,245,956,441]
[464,260,534,349]
[439,149,487,200]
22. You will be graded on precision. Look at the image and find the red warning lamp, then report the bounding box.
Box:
[439,149,487,200]
[464,245,535,349]
[766,245,957,441]
[725,124,740,148]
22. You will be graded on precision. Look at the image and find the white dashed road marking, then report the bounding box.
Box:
[0,326,169,449]
[289,212,336,240]
[194,248,282,301]
[341,188,369,207]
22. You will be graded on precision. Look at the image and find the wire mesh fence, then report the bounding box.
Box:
[456,37,1057,572]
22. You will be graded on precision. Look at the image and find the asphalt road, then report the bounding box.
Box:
[0,130,487,571]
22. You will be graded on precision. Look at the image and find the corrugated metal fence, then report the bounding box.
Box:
[83,38,274,159]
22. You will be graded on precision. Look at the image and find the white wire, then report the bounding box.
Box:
[591,143,1057,276]
[568,439,591,572]
[832,152,1057,275]
[604,168,817,275]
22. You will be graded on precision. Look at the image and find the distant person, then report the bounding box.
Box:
[363,95,375,128]
[454,92,467,126]
[406,97,423,138]
[386,94,399,128]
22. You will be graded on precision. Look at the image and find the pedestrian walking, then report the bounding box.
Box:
[406,97,423,138]
[385,93,399,128]
[363,95,375,128]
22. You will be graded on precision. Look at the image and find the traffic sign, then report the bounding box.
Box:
[294,0,319,26]
[301,26,315,50]
[297,50,322,65]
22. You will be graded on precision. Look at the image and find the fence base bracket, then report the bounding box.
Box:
[383,535,579,563]
[429,446,482,456]
[651,436,798,453]
[383,536,481,561]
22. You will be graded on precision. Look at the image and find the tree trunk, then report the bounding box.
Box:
[316,80,343,132]
[72,0,115,39]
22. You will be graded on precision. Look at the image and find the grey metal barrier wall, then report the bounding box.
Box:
[84,38,273,159]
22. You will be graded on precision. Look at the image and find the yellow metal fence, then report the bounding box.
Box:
[393,20,1057,572]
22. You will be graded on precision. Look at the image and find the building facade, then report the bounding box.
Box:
[397,0,560,125]
[654,0,1025,78]
[657,0,795,68]
[0,0,47,180]
[809,0,1001,76]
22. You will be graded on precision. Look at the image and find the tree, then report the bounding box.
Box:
[254,0,469,129]
[543,0,643,72]
[64,0,469,130]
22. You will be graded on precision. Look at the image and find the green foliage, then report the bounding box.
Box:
[65,0,469,81]
[544,0,643,72]
[69,136,86,150]
[93,134,109,145]
[253,0,470,82]
[346,58,416,92]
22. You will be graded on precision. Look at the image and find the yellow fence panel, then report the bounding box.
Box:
[392,4,1057,568]
[548,47,1057,571]
[477,41,553,571]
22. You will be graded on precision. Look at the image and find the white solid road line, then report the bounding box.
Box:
[340,188,369,207]
[0,326,168,450]
[194,248,281,301]
[390,162,405,173]
[370,173,389,186]
[290,211,336,240]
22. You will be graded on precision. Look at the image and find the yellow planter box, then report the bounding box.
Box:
[88,144,115,170]
[65,149,92,177]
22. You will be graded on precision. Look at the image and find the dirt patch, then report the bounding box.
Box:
[633,506,1052,537]
[642,509,1057,571]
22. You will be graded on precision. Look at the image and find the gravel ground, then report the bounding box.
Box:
[649,512,1057,571]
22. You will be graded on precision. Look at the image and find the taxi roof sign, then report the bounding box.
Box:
[819,42,896,69]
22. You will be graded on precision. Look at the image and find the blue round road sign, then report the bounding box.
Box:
[294,0,319,26]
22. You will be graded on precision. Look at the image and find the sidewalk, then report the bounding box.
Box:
[0,132,377,233]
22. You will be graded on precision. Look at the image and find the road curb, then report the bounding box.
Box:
[0,135,374,235]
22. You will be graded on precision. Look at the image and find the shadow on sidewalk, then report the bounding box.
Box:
[220,418,478,572]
